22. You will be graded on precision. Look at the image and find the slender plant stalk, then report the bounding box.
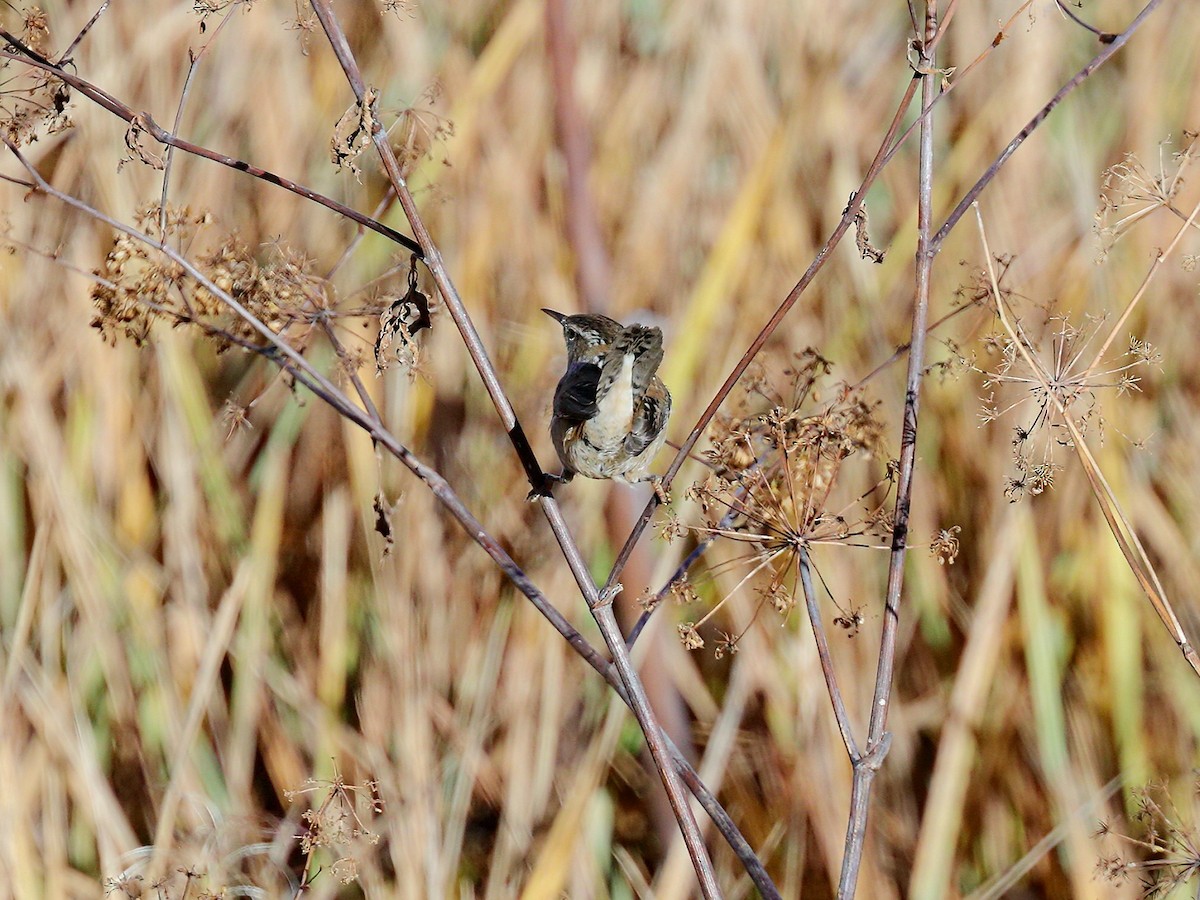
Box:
[57,0,110,64]
[0,37,422,256]
[931,0,1166,252]
[838,4,938,896]
[157,1,244,239]
[306,2,721,892]
[799,549,860,761]
[833,3,1169,894]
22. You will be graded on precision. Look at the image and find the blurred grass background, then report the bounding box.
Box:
[3,0,1200,897]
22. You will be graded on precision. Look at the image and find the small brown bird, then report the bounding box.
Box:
[543,308,672,492]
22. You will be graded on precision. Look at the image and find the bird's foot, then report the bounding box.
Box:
[526,470,573,502]
[647,474,671,505]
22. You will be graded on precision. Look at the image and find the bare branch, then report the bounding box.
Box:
[931,0,1165,251]
[0,35,422,256]
[839,3,939,894]
[304,3,735,894]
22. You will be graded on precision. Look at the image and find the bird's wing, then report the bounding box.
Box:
[622,325,664,393]
[624,384,671,456]
[593,324,663,403]
[553,360,601,422]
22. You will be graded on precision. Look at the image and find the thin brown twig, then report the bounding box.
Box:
[323,189,398,281]
[855,300,986,391]
[931,0,1165,252]
[0,36,423,256]
[839,4,939,896]
[305,2,723,893]
[883,0,1037,172]
[159,1,243,240]
[798,548,859,760]
[927,0,961,51]
[57,0,110,64]
[1053,0,1118,42]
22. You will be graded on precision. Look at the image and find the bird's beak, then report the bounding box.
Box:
[541,308,567,324]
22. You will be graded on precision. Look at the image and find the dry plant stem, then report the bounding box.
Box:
[0,38,423,257]
[307,3,720,893]
[838,6,938,898]
[158,3,241,239]
[1,142,779,896]
[1054,0,1118,42]
[324,189,398,281]
[1085,194,1200,372]
[602,75,922,602]
[58,0,110,64]
[975,205,1200,678]
[798,548,859,760]
[882,0,1037,173]
[159,59,200,239]
[930,0,1165,253]
[626,527,722,649]
[928,0,960,48]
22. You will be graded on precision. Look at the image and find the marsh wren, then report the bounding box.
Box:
[543,308,672,492]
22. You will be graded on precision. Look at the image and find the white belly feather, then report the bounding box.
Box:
[582,353,634,450]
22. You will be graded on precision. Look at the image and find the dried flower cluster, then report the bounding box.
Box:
[0,7,73,146]
[668,351,901,652]
[1095,132,1199,260]
[389,81,455,176]
[89,204,327,350]
[1095,780,1200,897]
[100,768,383,896]
[287,772,383,889]
[973,305,1159,502]
[105,867,223,900]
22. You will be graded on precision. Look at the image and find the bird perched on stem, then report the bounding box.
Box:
[542,308,672,497]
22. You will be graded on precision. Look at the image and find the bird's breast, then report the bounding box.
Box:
[583,353,635,449]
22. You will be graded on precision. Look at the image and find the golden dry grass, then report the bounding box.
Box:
[3,0,1200,897]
